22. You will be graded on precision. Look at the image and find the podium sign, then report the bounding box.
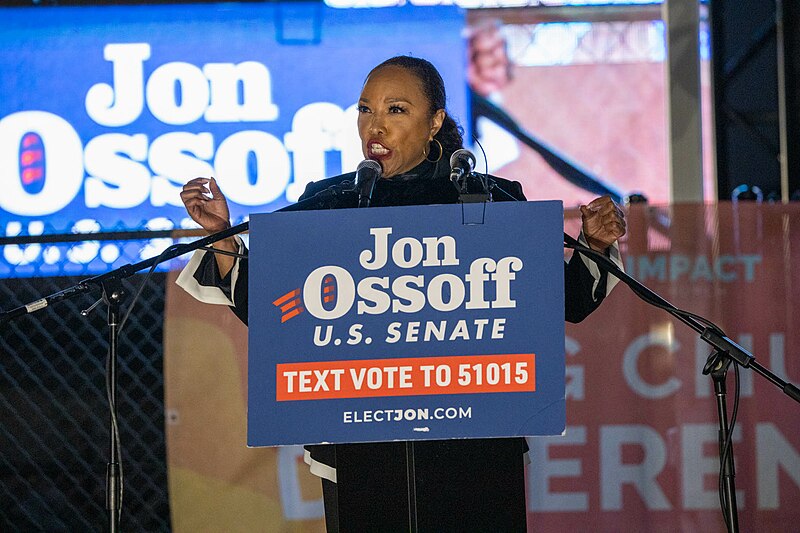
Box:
[247,201,565,446]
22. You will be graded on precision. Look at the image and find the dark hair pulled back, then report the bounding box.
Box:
[368,56,464,160]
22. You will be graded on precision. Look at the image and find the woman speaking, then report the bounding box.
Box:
[178,55,625,531]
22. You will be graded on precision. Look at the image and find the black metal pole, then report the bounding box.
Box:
[710,356,740,533]
[102,278,124,533]
[406,441,418,532]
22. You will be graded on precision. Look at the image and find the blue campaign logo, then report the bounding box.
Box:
[247,202,567,447]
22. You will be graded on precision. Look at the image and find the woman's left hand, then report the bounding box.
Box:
[580,195,627,252]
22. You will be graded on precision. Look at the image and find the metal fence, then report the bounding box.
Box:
[0,241,171,531]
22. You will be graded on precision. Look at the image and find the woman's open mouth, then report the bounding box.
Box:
[368,141,390,159]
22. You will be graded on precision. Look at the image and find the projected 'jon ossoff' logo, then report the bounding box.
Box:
[0,42,368,221]
[272,226,524,329]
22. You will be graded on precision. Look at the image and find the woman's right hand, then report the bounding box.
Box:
[181,177,237,277]
[180,177,231,233]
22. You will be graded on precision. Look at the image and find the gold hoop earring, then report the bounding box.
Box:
[425,138,443,163]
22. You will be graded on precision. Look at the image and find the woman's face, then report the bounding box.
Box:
[357,66,445,178]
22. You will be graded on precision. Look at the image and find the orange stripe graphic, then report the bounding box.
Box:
[273,288,300,307]
[280,299,300,313]
[280,307,304,323]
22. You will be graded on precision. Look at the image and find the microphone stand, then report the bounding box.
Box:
[103,276,123,533]
[0,182,357,531]
[455,174,490,204]
[357,173,378,208]
[0,180,357,325]
[452,171,491,226]
[564,234,800,533]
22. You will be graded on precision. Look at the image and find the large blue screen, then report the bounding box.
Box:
[0,3,466,276]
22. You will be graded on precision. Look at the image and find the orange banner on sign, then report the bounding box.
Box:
[275,353,536,401]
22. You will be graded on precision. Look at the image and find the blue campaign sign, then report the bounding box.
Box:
[0,3,465,277]
[247,201,566,446]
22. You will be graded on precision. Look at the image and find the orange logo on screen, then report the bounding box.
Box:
[272,274,336,323]
[20,133,45,189]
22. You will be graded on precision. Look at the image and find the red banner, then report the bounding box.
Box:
[544,203,800,532]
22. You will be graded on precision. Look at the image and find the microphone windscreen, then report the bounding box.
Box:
[449,148,476,169]
[356,158,382,177]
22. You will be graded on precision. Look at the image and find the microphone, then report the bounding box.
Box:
[356,159,382,208]
[449,149,477,188]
